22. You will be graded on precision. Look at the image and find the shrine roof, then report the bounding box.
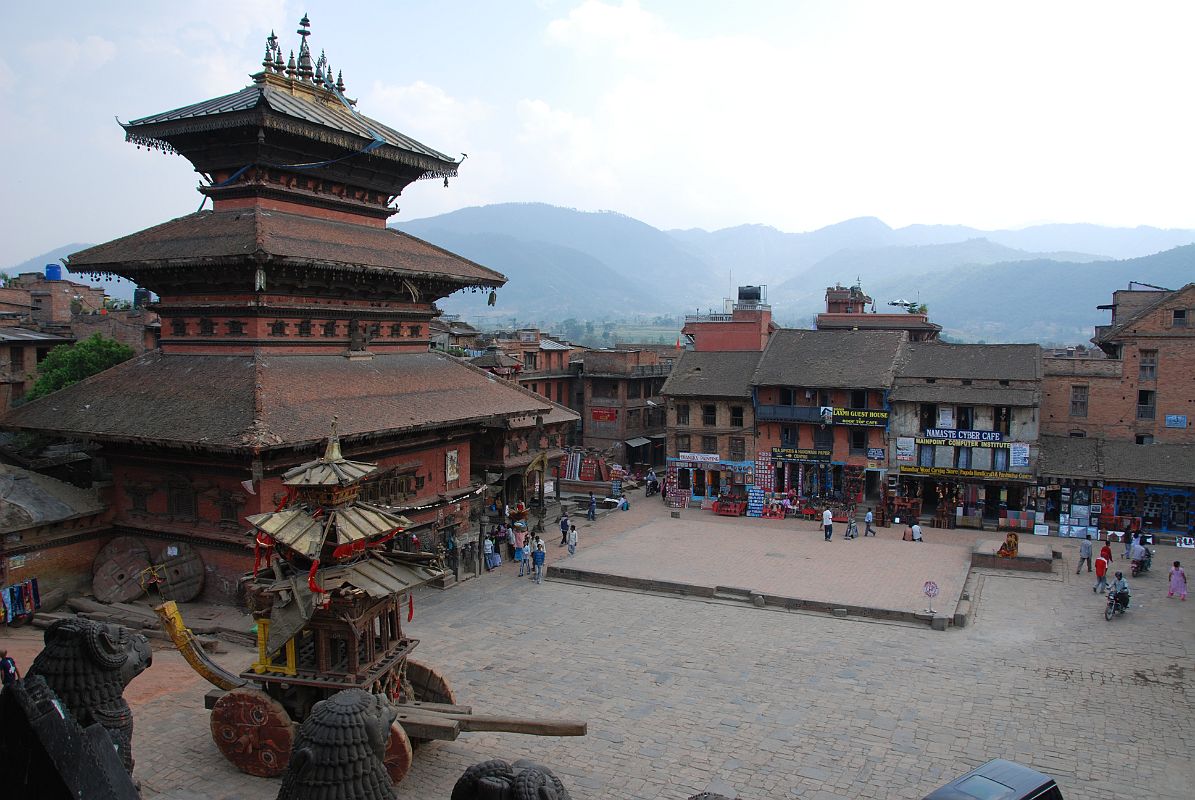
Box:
[65,209,505,287]
[1,350,553,451]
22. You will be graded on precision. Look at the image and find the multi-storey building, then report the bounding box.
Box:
[815,283,941,341]
[0,325,72,411]
[661,351,759,501]
[889,343,1041,527]
[681,286,777,352]
[578,349,669,468]
[753,330,903,504]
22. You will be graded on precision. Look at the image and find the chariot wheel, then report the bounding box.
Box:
[384,721,415,784]
[402,659,457,746]
[92,536,152,603]
[210,686,296,777]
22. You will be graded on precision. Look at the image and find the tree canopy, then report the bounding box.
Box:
[24,334,134,402]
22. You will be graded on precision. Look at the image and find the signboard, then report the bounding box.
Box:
[1165,414,1188,429]
[772,447,831,462]
[1033,524,1050,536]
[916,436,1008,449]
[820,407,889,427]
[866,447,886,460]
[591,407,618,422]
[896,437,916,463]
[936,406,954,429]
[1178,537,1195,549]
[923,428,1005,443]
[1009,443,1030,468]
[445,450,460,483]
[899,465,1034,482]
[678,452,721,463]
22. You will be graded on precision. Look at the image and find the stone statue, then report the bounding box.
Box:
[277,689,396,800]
[451,758,571,800]
[25,618,152,774]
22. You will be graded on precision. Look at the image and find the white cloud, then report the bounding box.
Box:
[363,80,489,158]
[17,35,117,83]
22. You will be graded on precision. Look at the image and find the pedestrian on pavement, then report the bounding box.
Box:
[559,512,570,546]
[0,648,19,689]
[567,524,578,557]
[822,507,833,541]
[482,535,495,572]
[1169,561,1188,600]
[532,542,547,584]
[513,533,526,575]
[1077,534,1093,574]
[1093,553,1110,594]
[864,507,876,536]
[1099,538,1113,565]
[911,521,923,542]
[587,492,597,521]
[1123,530,1136,560]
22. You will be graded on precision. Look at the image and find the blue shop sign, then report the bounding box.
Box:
[1165,415,1188,428]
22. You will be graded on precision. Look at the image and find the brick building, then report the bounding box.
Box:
[661,351,759,501]
[578,349,670,468]
[0,326,73,412]
[1038,282,1195,538]
[1,19,558,600]
[8,271,106,330]
[753,330,903,504]
[681,286,777,352]
[889,343,1041,527]
[815,283,941,340]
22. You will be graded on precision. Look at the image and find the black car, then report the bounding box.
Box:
[923,759,1063,800]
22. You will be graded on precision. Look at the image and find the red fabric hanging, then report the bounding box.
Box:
[308,560,326,594]
[407,592,414,622]
[252,532,274,577]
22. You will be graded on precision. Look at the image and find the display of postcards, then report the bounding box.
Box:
[1061,488,1071,498]
[1060,514,1070,524]
[1071,504,1089,520]
[1035,511,1045,522]
[1090,516,1100,528]
[1061,503,1070,513]
[1090,503,1102,514]
[1073,488,1090,505]
[1087,527,1099,538]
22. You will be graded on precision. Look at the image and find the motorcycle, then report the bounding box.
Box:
[1105,589,1130,620]
[645,479,659,498]
[1130,548,1154,577]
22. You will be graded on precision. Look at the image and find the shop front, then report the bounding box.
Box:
[668,451,753,502]
[897,465,1035,528]
[770,447,840,500]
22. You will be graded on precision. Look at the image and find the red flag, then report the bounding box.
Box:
[407,593,414,622]
[675,336,681,349]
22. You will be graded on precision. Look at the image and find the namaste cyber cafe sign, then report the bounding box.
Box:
[818,407,889,427]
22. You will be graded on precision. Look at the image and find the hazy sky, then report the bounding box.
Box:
[3,1,1194,266]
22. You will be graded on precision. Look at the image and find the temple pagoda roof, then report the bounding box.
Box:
[282,432,377,487]
[1,350,554,452]
[246,502,412,560]
[65,208,505,290]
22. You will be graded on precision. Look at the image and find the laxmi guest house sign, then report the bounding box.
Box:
[819,407,889,427]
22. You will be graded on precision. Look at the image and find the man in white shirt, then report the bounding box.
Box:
[822,508,833,541]
[911,521,923,542]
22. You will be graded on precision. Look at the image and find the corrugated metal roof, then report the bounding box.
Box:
[539,339,571,351]
[320,555,444,598]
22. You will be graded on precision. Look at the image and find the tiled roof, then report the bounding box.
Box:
[125,78,459,174]
[470,348,522,369]
[752,330,907,389]
[0,328,72,343]
[661,351,759,398]
[815,314,942,331]
[507,400,580,430]
[65,209,505,287]
[0,464,104,533]
[889,385,1038,407]
[898,343,1041,381]
[1038,435,1195,487]
[1095,283,1195,343]
[1,350,553,451]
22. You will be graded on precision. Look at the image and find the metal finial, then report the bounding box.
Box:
[263,43,273,70]
[297,14,311,37]
[286,50,297,78]
[315,49,326,83]
[267,30,278,49]
[336,70,345,93]
[274,47,285,72]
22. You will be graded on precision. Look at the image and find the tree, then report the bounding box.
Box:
[23,334,134,402]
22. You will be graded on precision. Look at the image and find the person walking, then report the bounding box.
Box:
[1076,534,1093,574]
[1099,538,1113,565]
[1123,531,1135,560]
[532,542,547,584]
[513,532,526,576]
[864,507,876,536]
[558,512,570,546]
[822,507,833,541]
[567,524,578,557]
[1169,560,1188,600]
[482,535,495,572]
[0,648,19,690]
[1093,552,1110,594]
[587,492,597,521]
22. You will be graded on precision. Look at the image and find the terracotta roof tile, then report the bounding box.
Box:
[661,351,759,398]
[752,330,907,389]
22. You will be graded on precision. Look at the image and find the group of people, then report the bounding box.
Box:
[1078,532,1187,608]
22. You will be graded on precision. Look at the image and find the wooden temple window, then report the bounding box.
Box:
[408,324,423,338]
[127,487,150,513]
[170,318,186,336]
[226,320,246,336]
[297,320,313,337]
[322,321,338,337]
[217,494,240,523]
[368,323,381,339]
[166,479,198,519]
[389,324,403,338]
[269,320,288,336]
[198,318,215,336]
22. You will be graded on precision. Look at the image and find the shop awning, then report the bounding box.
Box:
[625,437,651,448]
[648,433,667,440]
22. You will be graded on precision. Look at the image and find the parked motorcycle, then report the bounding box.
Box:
[1105,589,1130,620]
[1130,548,1154,577]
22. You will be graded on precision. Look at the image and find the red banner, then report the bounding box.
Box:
[591,407,618,421]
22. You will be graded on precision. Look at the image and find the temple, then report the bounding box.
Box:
[2,17,576,601]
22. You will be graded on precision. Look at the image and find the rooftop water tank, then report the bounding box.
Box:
[737,285,762,303]
[45,263,62,281]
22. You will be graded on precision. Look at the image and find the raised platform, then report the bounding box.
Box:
[971,539,1054,572]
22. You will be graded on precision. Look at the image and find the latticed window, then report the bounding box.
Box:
[676,404,689,425]
[1069,385,1088,417]
[702,404,716,426]
[675,434,690,455]
[322,321,338,337]
[729,437,745,461]
[1139,349,1157,380]
[390,324,403,338]
[170,318,186,336]
[701,435,717,454]
[167,480,197,518]
[226,320,246,336]
[269,320,287,336]
[297,320,313,337]
[731,406,744,427]
[198,318,215,336]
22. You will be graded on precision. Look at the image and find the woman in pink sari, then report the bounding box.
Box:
[1169,561,1187,600]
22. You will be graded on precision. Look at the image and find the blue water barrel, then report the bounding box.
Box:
[45,263,62,281]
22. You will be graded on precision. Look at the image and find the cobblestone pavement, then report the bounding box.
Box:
[1,501,1190,799]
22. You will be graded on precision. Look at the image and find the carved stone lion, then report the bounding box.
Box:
[26,618,152,774]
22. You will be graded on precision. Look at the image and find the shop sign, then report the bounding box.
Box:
[820,407,889,427]
[899,465,1034,482]
[1178,537,1195,549]
[591,407,618,422]
[1165,414,1188,429]
[866,447,886,460]
[896,437,916,462]
[772,446,831,462]
[679,452,721,463]
[922,428,1006,443]
[936,407,954,428]
[1009,443,1030,468]
[916,436,1008,449]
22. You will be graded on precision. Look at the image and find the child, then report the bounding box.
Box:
[1,648,19,688]
[567,524,578,556]
[1169,561,1187,600]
